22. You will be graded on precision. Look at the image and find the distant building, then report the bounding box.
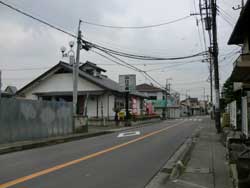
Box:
[180,97,203,116]
[136,83,165,100]
[0,85,17,98]
[136,83,180,118]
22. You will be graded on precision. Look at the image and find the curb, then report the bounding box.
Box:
[0,131,111,155]
[145,126,202,187]
[162,138,195,179]
[0,119,164,155]
[168,127,201,179]
[145,138,196,188]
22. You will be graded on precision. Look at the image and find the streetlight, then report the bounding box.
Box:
[61,41,77,126]
[61,41,75,65]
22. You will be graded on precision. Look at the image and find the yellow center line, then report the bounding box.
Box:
[0,120,186,188]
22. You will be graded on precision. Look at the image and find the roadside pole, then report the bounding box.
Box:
[73,20,82,118]
[125,91,130,126]
[124,75,130,126]
[162,91,166,120]
[71,20,83,131]
[166,83,171,119]
[0,70,2,99]
[211,0,221,133]
[163,78,171,120]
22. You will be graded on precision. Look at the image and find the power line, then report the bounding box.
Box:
[216,6,235,27]
[89,41,207,61]
[193,0,204,51]
[0,0,208,63]
[145,60,203,72]
[199,0,209,52]
[217,13,234,27]
[82,16,191,29]
[0,0,76,38]
[90,50,139,71]
[91,49,165,89]
[1,67,51,71]
[173,80,208,85]
[217,5,235,22]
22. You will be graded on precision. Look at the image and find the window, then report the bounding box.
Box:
[149,96,157,100]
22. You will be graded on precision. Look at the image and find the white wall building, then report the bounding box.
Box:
[17,61,146,119]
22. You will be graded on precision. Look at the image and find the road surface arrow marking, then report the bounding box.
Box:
[117,131,140,138]
[0,121,186,188]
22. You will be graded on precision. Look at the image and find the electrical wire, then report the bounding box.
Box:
[0,0,208,63]
[0,0,77,38]
[88,41,207,61]
[90,50,140,72]
[216,6,235,27]
[91,49,165,89]
[173,80,207,85]
[0,0,207,94]
[145,60,203,72]
[81,16,192,29]
[217,5,235,22]
[1,67,51,71]
[193,0,204,51]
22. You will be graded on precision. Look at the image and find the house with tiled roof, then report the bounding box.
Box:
[17,61,146,119]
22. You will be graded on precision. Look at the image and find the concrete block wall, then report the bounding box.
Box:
[0,98,73,144]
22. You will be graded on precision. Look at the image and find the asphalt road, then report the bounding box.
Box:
[0,117,205,188]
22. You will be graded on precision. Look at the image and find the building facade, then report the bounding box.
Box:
[17,61,146,120]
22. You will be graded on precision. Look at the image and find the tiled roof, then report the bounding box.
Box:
[136,83,164,92]
[17,61,146,98]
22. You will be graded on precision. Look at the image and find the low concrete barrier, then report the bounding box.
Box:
[0,98,73,144]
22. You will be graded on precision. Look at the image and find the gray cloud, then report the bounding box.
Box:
[0,0,242,99]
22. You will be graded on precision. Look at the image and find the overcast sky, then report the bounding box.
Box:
[0,0,242,100]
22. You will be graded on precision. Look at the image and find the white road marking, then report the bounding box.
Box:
[172,179,209,188]
[117,131,141,138]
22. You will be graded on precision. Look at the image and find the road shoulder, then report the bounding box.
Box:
[146,118,233,188]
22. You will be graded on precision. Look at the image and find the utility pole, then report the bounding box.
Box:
[73,20,82,119]
[209,56,213,104]
[211,0,221,133]
[167,83,171,119]
[163,78,171,120]
[203,87,206,101]
[0,70,2,99]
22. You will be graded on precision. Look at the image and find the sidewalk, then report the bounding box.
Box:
[147,118,232,188]
[0,118,162,155]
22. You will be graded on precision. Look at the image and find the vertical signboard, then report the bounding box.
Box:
[119,74,136,92]
[131,97,137,115]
